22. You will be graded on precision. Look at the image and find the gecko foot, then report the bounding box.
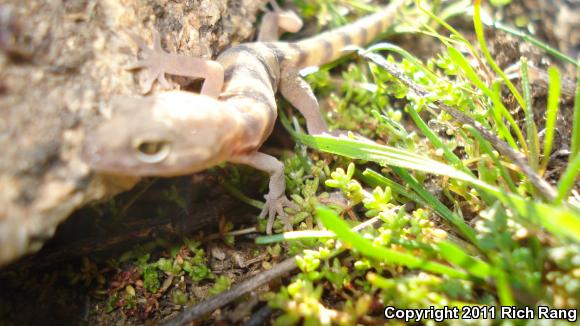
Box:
[124,31,172,93]
[258,1,303,41]
[259,193,299,234]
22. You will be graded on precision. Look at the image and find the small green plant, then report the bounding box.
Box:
[79,0,580,323]
[101,238,216,319]
[209,275,232,295]
[266,0,580,323]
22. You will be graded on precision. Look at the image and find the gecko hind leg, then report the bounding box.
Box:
[279,68,329,135]
[125,31,224,97]
[258,1,303,42]
[230,152,298,234]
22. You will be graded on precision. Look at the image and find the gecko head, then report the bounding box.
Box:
[83,92,241,176]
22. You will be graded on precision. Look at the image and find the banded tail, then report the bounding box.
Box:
[288,0,404,68]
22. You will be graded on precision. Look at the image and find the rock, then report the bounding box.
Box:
[0,0,267,266]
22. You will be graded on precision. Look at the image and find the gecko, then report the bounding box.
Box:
[83,0,404,234]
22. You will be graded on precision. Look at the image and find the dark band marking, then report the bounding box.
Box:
[220,44,278,87]
[223,64,271,90]
[220,44,256,57]
[263,43,285,62]
[220,88,276,112]
[321,39,333,62]
[367,22,378,41]
[340,32,353,47]
[359,27,368,44]
[379,15,389,32]
[289,43,307,67]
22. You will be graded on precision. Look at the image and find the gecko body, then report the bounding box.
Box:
[84,1,403,233]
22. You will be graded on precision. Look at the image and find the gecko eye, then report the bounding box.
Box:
[134,140,171,163]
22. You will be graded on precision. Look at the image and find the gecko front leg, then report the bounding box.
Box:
[230,152,298,234]
[280,68,329,135]
[125,31,225,97]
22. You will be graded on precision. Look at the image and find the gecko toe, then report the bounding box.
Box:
[125,30,172,93]
[123,59,148,71]
[258,200,269,220]
[157,72,171,89]
[128,33,154,54]
[140,72,159,94]
[260,194,297,234]
[152,30,163,51]
[134,65,169,94]
[266,207,276,235]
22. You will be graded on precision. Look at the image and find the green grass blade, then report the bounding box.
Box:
[306,134,580,242]
[393,167,479,246]
[556,153,580,204]
[490,83,528,151]
[437,241,492,279]
[362,168,481,255]
[255,231,336,245]
[520,58,540,171]
[473,0,525,109]
[541,66,561,173]
[494,268,516,306]
[316,206,471,279]
[407,105,468,172]
[464,125,518,193]
[406,107,496,205]
[306,135,469,179]
[572,68,580,157]
[222,180,263,209]
[491,21,579,67]
[366,42,439,81]
[447,47,524,151]
[360,169,426,205]
[416,0,469,46]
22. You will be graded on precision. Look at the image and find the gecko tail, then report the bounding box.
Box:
[290,0,405,68]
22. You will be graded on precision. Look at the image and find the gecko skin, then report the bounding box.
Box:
[83,1,403,233]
